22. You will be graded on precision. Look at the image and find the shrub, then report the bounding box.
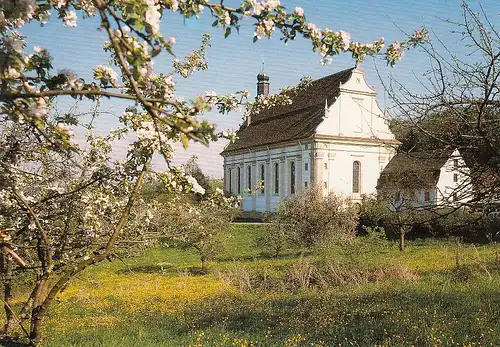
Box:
[268,186,358,251]
[256,215,295,258]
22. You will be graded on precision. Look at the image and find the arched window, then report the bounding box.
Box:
[237,167,241,194]
[247,165,252,190]
[290,161,296,195]
[260,164,265,194]
[274,162,279,194]
[352,161,361,193]
[228,168,232,193]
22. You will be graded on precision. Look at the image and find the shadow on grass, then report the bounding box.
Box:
[117,264,212,276]
[182,285,500,344]
[215,250,311,263]
[116,263,174,275]
[0,337,30,347]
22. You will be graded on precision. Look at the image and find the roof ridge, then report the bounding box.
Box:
[308,66,356,86]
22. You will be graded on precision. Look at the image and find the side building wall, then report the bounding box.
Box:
[222,141,313,212]
[223,137,395,211]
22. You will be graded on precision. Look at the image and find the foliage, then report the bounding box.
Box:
[359,195,500,244]
[157,191,239,271]
[256,214,295,258]
[269,186,358,250]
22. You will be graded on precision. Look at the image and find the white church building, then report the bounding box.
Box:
[221,66,400,212]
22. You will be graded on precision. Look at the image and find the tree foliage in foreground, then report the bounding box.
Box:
[0,0,428,344]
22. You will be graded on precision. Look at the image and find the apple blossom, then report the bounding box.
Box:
[0,0,429,342]
[339,30,351,50]
[93,65,118,86]
[145,3,161,34]
[63,10,77,27]
[294,7,304,16]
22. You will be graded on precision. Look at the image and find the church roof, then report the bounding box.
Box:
[221,67,355,154]
[377,149,455,190]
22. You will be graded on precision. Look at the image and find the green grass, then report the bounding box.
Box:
[4,225,500,347]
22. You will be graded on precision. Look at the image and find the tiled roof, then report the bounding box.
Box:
[221,67,355,154]
[377,149,454,190]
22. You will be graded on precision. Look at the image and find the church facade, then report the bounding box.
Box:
[220,66,399,212]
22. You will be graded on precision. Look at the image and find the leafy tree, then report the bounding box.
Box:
[0,0,427,344]
[159,191,239,272]
[0,120,159,340]
[358,195,425,251]
[385,1,500,204]
[183,155,210,201]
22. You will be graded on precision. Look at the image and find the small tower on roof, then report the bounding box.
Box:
[256,61,269,97]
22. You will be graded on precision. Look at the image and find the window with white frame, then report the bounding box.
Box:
[290,161,295,195]
[352,161,361,193]
[247,165,252,190]
[237,167,241,194]
[260,164,265,194]
[274,162,279,195]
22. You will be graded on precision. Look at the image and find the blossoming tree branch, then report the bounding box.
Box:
[0,0,428,345]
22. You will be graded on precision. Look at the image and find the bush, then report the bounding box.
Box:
[256,214,295,258]
[267,186,358,251]
[358,196,500,243]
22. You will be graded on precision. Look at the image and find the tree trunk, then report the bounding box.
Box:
[201,256,207,273]
[399,228,405,252]
[29,277,50,345]
[26,161,148,345]
[0,248,15,335]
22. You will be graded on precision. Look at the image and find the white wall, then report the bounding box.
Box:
[223,141,312,212]
[436,149,471,205]
[316,67,395,142]
[313,139,395,202]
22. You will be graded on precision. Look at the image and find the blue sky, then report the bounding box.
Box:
[22,0,499,177]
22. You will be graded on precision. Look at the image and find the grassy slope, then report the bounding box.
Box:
[16,225,500,346]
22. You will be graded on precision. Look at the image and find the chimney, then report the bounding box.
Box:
[256,71,269,97]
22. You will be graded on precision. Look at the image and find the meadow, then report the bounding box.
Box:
[9,224,500,346]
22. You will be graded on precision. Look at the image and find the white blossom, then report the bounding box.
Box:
[31,98,48,119]
[306,23,321,40]
[339,30,351,50]
[186,175,205,195]
[93,65,118,86]
[145,4,161,34]
[221,11,231,25]
[170,0,179,12]
[63,10,77,27]
[294,7,304,16]
[56,123,74,137]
